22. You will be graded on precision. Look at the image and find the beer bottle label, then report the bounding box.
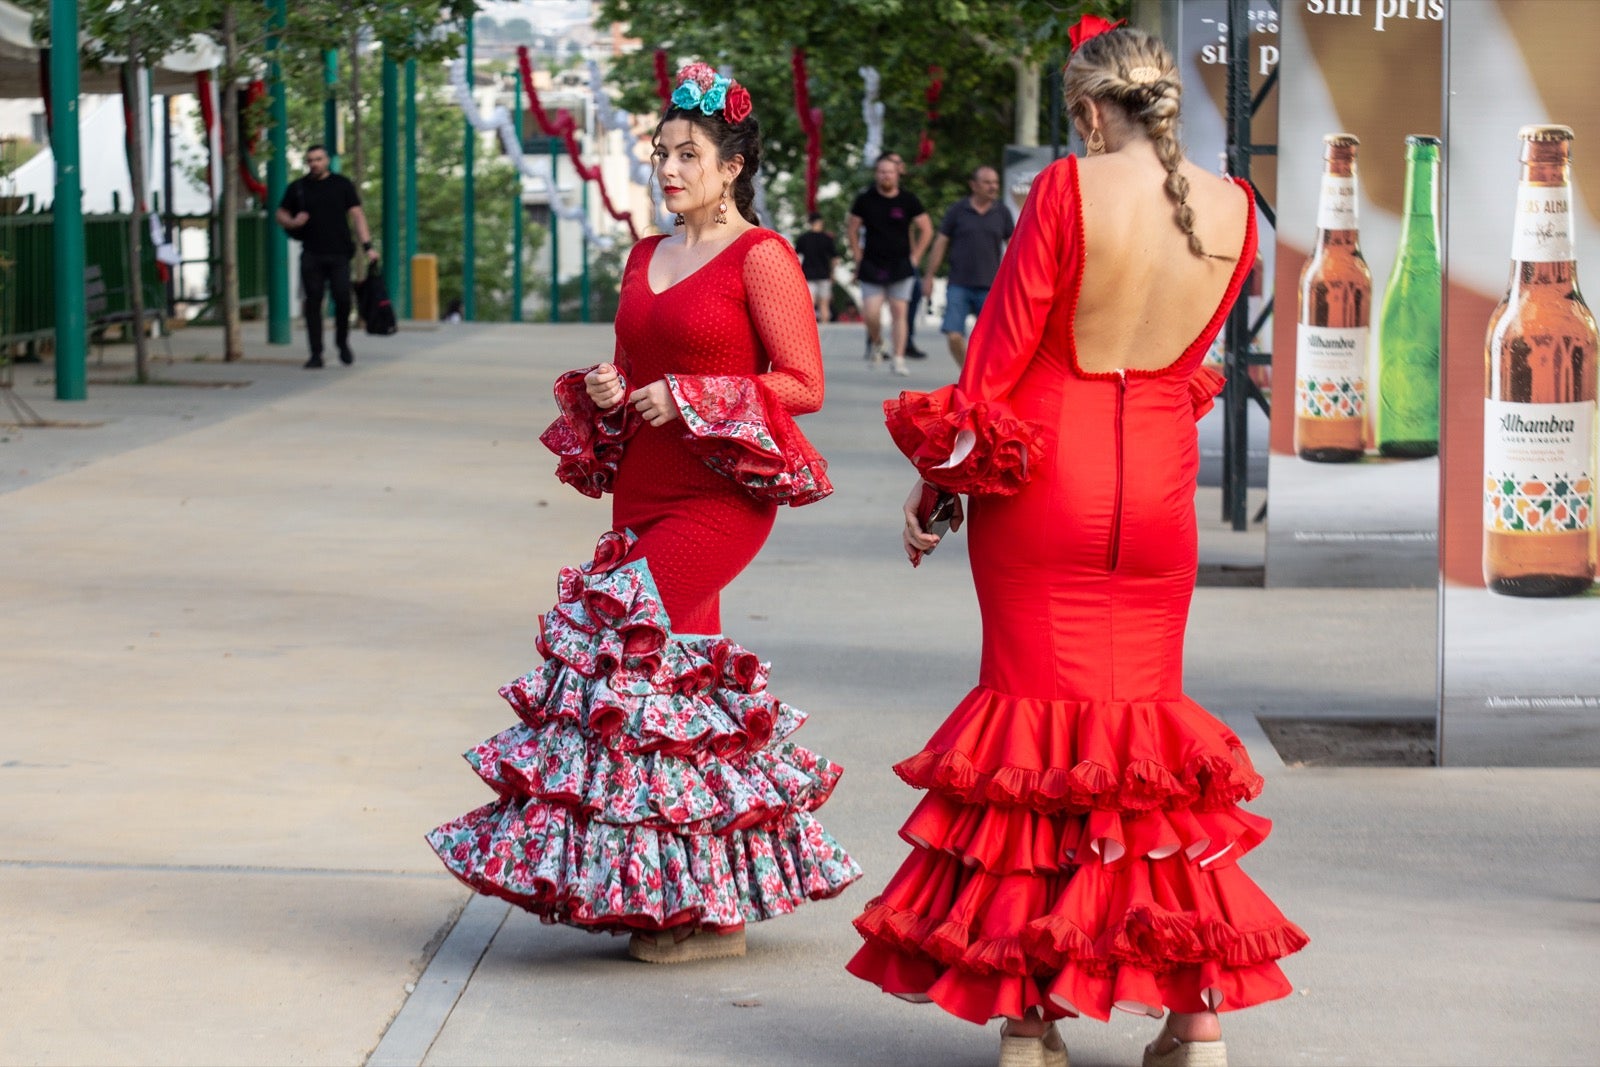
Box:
[1316,175,1358,231]
[1483,398,1596,532]
[1510,183,1575,262]
[1296,324,1368,419]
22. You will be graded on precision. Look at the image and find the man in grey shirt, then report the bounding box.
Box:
[922,165,1014,366]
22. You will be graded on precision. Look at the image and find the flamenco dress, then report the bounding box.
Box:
[847,156,1307,1022]
[428,228,861,934]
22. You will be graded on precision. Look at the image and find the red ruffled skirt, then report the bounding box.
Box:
[846,686,1307,1024]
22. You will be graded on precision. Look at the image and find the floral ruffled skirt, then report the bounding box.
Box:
[427,530,861,931]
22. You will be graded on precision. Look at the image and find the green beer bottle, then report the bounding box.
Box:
[1377,135,1442,458]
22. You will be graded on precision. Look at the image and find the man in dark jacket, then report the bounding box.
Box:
[276,144,378,368]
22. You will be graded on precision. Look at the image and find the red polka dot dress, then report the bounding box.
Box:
[848,157,1307,1022]
[428,228,861,934]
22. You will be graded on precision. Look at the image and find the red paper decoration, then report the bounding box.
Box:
[517,46,641,241]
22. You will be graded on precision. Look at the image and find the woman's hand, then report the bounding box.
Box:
[585,363,625,410]
[902,479,964,566]
[628,380,682,427]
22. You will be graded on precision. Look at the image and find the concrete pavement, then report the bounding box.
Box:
[2,319,1594,1066]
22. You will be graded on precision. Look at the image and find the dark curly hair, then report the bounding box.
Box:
[652,107,762,225]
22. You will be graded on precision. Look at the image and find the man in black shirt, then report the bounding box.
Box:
[793,213,839,323]
[276,144,378,368]
[923,165,1014,366]
[847,153,931,376]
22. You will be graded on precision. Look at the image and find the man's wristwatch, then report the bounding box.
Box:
[362,241,373,251]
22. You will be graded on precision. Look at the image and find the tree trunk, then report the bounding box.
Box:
[1014,59,1041,147]
[348,28,363,189]
[221,5,242,361]
[122,49,150,382]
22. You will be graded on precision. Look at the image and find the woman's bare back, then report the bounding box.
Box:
[1072,150,1252,375]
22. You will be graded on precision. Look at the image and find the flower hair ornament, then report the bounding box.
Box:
[670,62,753,124]
[1067,13,1127,52]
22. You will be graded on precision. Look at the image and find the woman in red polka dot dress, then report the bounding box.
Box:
[427,66,860,964]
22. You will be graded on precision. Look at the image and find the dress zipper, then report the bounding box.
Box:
[1108,370,1127,572]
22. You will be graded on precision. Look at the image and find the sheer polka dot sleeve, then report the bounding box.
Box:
[742,235,825,415]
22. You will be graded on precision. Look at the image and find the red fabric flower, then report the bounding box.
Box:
[1068,14,1127,52]
[724,83,752,124]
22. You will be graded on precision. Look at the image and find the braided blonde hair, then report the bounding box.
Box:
[1065,27,1230,260]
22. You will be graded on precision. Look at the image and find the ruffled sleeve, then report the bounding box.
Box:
[1188,363,1226,421]
[883,158,1078,495]
[538,354,642,498]
[665,373,832,506]
[661,234,833,507]
[884,386,1044,496]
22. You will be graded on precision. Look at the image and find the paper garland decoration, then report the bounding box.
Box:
[515,47,641,242]
[859,66,884,167]
[447,59,618,250]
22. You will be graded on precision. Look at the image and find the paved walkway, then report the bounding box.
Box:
[2,321,1594,1066]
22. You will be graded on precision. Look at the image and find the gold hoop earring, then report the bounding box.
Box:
[716,182,730,225]
[1086,127,1106,156]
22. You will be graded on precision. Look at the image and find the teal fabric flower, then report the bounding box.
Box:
[700,76,730,115]
[672,80,704,110]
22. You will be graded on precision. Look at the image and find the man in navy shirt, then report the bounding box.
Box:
[923,165,1014,366]
[276,145,378,368]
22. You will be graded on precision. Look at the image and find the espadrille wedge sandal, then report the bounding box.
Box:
[626,926,746,964]
[997,1021,1069,1067]
[1142,1021,1227,1067]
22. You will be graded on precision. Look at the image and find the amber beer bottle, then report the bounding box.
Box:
[1483,125,1599,597]
[1296,135,1372,462]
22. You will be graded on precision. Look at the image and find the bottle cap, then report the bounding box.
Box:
[1405,135,1441,147]
[1518,124,1574,142]
[1323,133,1359,147]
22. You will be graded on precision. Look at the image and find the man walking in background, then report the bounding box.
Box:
[276,144,378,369]
[884,150,929,359]
[848,152,932,377]
[923,165,1013,366]
[794,213,840,323]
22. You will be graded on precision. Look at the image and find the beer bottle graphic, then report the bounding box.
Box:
[1483,125,1599,597]
[1296,134,1372,462]
[1377,136,1442,459]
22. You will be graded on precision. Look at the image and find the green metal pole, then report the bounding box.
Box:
[49,0,86,400]
[265,0,290,345]
[549,136,559,323]
[462,18,476,320]
[381,53,399,301]
[580,180,590,323]
[323,50,339,172]
[403,59,417,318]
[511,72,523,323]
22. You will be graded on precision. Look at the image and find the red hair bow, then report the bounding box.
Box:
[1068,14,1127,52]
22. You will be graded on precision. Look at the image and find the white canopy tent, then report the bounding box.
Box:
[0,2,221,98]
[0,1,219,215]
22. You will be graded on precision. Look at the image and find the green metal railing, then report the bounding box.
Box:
[0,210,268,345]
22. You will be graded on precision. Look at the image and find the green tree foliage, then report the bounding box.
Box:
[596,0,1126,238]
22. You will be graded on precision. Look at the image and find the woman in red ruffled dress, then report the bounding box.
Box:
[428,65,859,964]
[847,22,1306,1067]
